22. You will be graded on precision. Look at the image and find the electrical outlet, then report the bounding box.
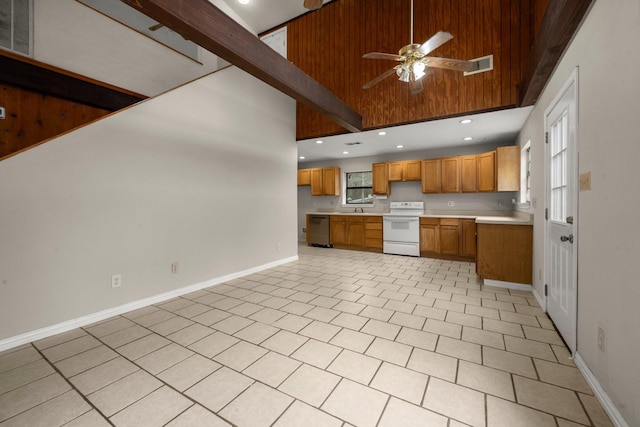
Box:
[498,200,504,207]
[171,263,179,274]
[302,227,306,233]
[111,274,122,288]
[597,327,605,352]
[447,201,455,207]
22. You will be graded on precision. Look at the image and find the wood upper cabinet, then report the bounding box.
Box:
[478,151,497,192]
[389,160,421,182]
[388,162,404,182]
[298,169,311,186]
[311,168,324,195]
[441,157,461,193]
[496,146,520,191]
[461,219,477,257]
[310,167,341,196]
[460,155,478,192]
[372,162,389,195]
[421,159,442,193]
[323,167,340,195]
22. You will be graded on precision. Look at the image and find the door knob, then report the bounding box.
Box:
[560,234,574,244]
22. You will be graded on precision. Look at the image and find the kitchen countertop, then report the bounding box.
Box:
[306,210,533,224]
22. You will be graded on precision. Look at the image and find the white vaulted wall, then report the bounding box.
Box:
[0,67,297,343]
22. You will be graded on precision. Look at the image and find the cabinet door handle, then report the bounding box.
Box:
[560,234,574,244]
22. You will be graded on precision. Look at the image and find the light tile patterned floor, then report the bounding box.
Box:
[0,245,614,427]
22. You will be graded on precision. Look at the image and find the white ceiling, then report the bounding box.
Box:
[218,0,533,163]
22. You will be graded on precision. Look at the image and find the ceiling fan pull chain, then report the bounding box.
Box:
[410,0,414,45]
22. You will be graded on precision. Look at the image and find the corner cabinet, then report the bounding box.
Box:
[299,167,341,196]
[420,217,476,261]
[477,151,497,192]
[496,146,520,191]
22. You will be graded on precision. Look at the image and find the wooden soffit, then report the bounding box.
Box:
[121,0,362,133]
[0,50,145,111]
[519,0,593,106]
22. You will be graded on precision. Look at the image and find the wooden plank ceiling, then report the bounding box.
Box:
[121,0,362,133]
[286,0,538,140]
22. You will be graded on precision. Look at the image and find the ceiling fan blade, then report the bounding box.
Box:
[423,57,479,72]
[363,68,398,89]
[409,78,424,95]
[417,31,453,55]
[363,52,404,61]
[303,0,323,10]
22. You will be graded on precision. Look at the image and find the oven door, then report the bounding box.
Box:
[383,215,420,243]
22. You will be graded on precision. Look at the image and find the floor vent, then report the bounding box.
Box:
[464,54,494,76]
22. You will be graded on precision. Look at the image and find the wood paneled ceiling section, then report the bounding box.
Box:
[286,0,537,140]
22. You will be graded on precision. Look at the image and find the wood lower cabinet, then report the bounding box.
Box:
[420,218,440,255]
[420,217,475,261]
[439,219,460,255]
[364,216,383,250]
[461,219,477,257]
[476,223,532,284]
[372,162,389,195]
[330,215,382,252]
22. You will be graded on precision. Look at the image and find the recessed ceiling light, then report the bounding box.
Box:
[238,0,250,4]
[299,156,305,160]
[396,145,404,149]
[343,151,349,155]
[460,119,473,124]
[315,140,323,144]
[463,137,473,141]
[378,131,387,136]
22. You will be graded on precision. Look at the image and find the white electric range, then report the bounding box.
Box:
[383,201,424,256]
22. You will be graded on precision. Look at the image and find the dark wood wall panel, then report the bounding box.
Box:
[285,0,534,140]
[0,83,110,159]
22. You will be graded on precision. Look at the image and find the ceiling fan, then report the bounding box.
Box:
[362,0,479,95]
[303,0,323,10]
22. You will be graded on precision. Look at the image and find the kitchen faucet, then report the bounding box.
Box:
[354,207,364,213]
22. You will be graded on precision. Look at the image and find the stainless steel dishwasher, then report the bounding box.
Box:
[307,215,331,247]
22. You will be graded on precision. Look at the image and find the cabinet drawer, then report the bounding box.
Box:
[330,215,346,222]
[420,218,439,226]
[365,229,382,239]
[440,218,460,226]
[365,238,383,248]
[347,216,365,223]
[365,222,382,230]
[365,216,382,223]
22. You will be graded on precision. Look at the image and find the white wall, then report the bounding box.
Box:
[517,1,640,424]
[298,143,517,241]
[34,0,226,96]
[0,67,297,341]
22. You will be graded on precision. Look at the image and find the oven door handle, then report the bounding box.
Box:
[384,217,419,222]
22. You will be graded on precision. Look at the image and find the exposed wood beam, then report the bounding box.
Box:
[0,50,145,111]
[518,0,592,106]
[121,0,362,133]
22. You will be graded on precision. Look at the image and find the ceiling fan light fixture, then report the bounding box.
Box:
[412,61,426,80]
[397,65,411,83]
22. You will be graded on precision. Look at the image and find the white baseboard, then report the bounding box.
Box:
[574,353,630,427]
[0,255,298,353]
[483,279,532,292]
[532,286,546,311]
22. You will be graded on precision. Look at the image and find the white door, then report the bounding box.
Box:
[545,71,578,352]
